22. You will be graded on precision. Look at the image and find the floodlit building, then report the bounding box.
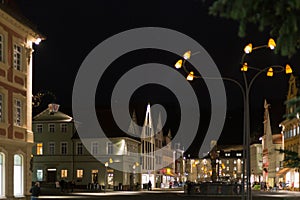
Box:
[32,105,141,190]
[0,2,43,199]
[32,103,182,189]
[261,100,284,188]
[250,143,263,183]
[279,75,300,190]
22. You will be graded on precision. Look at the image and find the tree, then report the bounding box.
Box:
[208,0,300,58]
[277,149,300,168]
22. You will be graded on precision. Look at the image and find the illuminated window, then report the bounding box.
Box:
[14,99,22,126]
[77,143,83,155]
[49,142,55,155]
[61,169,67,178]
[13,44,22,71]
[48,124,55,133]
[61,124,67,133]
[233,167,237,171]
[13,154,23,196]
[37,169,43,181]
[36,124,43,133]
[0,153,4,197]
[36,143,43,155]
[226,166,229,171]
[234,160,237,164]
[61,142,67,155]
[77,169,83,178]
[236,153,242,157]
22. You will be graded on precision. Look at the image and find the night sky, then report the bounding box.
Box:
[14,0,300,156]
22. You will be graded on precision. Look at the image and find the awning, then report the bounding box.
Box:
[276,168,291,176]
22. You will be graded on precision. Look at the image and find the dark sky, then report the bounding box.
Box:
[14,0,300,156]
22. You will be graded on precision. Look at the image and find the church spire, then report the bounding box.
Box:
[128,109,140,136]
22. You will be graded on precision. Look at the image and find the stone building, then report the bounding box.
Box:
[0,2,43,199]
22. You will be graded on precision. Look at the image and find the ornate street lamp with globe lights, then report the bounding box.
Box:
[174,38,292,200]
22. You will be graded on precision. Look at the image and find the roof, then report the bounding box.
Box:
[33,108,73,122]
[0,1,45,39]
[272,134,283,144]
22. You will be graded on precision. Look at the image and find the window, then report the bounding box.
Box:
[226,166,229,171]
[0,94,3,122]
[49,142,55,155]
[36,169,43,181]
[61,123,67,133]
[36,124,43,133]
[91,142,98,155]
[13,154,23,196]
[77,169,83,178]
[236,153,242,157]
[77,143,83,155]
[48,124,55,133]
[234,160,237,164]
[61,169,67,178]
[0,153,4,197]
[36,143,43,155]
[13,44,22,71]
[61,142,67,155]
[0,34,3,62]
[107,142,113,155]
[14,99,22,126]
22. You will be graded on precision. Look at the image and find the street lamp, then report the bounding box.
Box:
[174,38,292,200]
[104,158,113,193]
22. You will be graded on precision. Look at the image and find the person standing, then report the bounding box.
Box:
[147,180,152,191]
[30,182,41,200]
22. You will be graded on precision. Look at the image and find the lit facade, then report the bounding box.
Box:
[32,103,181,189]
[250,143,263,183]
[261,100,284,188]
[188,145,244,183]
[279,75,300,190]
[32,105,141,190]
[0,2,43,199]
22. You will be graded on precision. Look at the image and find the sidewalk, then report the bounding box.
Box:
[40,186,184,196]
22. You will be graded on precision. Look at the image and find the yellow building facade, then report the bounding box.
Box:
[0,3,43,199]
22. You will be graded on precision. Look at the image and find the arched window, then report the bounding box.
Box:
[13,154,23,196]
[0,153,4,197]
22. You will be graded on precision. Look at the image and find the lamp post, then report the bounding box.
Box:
[174,38,292,200]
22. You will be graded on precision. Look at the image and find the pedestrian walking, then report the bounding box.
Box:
[30,182,40,200]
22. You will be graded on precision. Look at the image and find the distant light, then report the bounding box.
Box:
[35,38,42,45]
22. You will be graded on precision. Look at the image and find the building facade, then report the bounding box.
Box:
[0,2,43,199]
[261,100,284,188]
[32,105,141,190]
[32,103,182,189]
[250,143,263,184]
[280,75,300,190]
